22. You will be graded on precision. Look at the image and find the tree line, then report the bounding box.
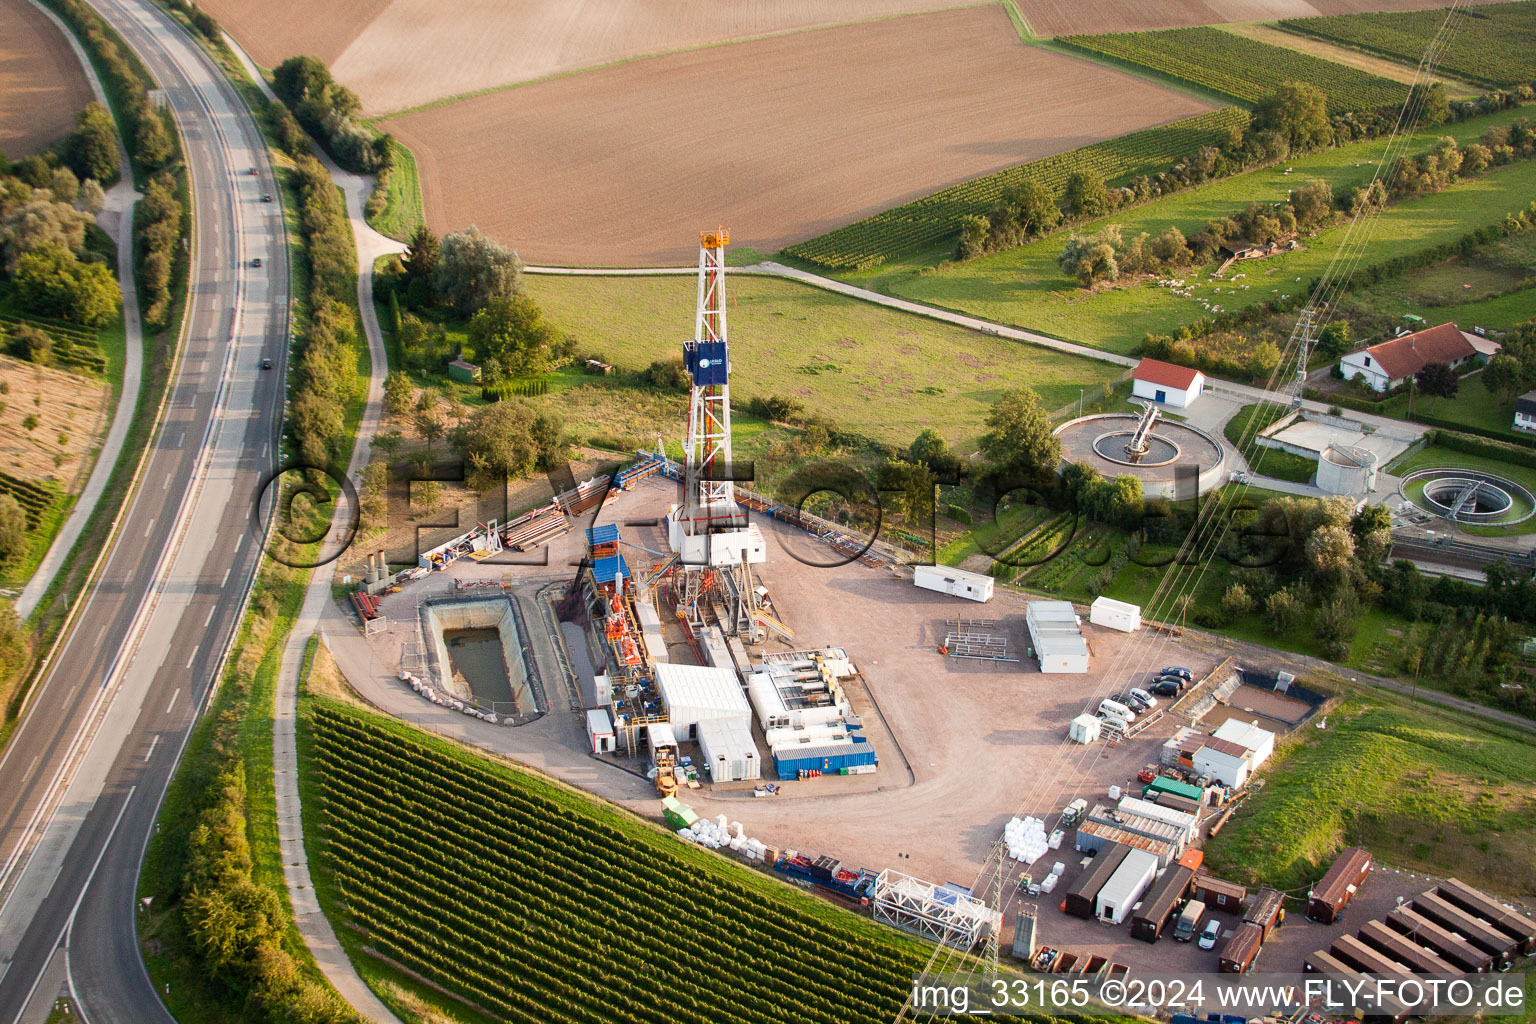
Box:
[956,80,1528,265]
[273,57,391,175]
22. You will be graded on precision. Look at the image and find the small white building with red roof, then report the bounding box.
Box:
[1338,321,1481,393]
[1132,358,1206,409]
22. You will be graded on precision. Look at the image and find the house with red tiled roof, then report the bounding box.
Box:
[1132,358,1205,408]
[1338,322,1478,392]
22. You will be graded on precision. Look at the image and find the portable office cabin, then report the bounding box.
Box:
[1410,893,1517,965]
[1096,849,1159,925]
[1025,601,1089,674]
[585,708,616,754]
[913,564,994,603]
[1358,920,1457,974]
[1331,934,1411,975]
[1130,864,1195,942]
[1386,906,1493,973]
[1194,874,1248,914]
[1308,846,1372,923]
[1089,596,1140,632]
[1217,921,1263,974]
[1244,887,1285,943]
[1193,737,1252,789]
[1437,878,1536,955]
[1063,842,1129,919]
[1212,719,1275,771]
[695,718,761,782]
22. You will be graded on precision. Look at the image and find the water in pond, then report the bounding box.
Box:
[443,627,517,707]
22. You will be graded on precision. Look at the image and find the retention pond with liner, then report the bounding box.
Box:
[417,593,546,722]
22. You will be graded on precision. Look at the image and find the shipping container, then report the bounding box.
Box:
[1193,873,1248,914]
[1143,776,1204,803]
[1357,920,1457,974]
[1410,893,1516,966]
[1089,596,1140,632]
[1243,887,1285,943]
[913,564,994,603]
[772,737,877,777]
[1131,864,1195,942]
[1155,792,1204,817]
[1307,846,1372,923]
[1177,847,1204,872]
[1386,906,1493,973]
[1063,842,1129,919]
[1217,921,1263,973]
[1437,878,1536,955]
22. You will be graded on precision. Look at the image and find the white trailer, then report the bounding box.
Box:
[1089,596,1141,633]
[1026,601,1088,673]
[913,565,994,603]
[1096,848,1159,925]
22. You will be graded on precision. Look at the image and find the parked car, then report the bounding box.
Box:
[1129,687,1158,709]
[1154,674,1188,692]
[1118,692,1150,713]
[1161,667,1193,682]
[1198,918,1222,949]
[1149,679,1182,698]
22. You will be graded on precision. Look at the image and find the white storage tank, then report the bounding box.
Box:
[913,564,994,603]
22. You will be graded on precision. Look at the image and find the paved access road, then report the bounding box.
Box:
[0,0,288,1018]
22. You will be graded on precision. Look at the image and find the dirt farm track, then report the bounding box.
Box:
[384,6,1217,266]
[0,0,94,157]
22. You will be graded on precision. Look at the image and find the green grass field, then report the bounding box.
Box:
[1059,26,1408,113]
[522,274,1125,449]
[1376,371,1534,443]
[1339,230,1536,332]
[1279,1,1536,88]
[368,138,423,241]
[881,108,1536,354]
[1204,687,1536,896]
[1225,404,1318,484]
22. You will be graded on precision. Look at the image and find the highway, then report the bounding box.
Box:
[0,0,288,1018]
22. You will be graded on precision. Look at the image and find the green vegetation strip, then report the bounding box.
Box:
[1278,1,1536,89]
[1204,690,1536,896]
[305,698,1104,1024]
[1058,27,1408,114]
[366,138,423,242]
[781,107,1249,269]
[890,108,1536,354]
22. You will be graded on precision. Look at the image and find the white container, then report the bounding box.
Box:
[1109,784,1123,800]
[913,564,994,602]
[1048,829,1065,849]
[1051,861,1066,877]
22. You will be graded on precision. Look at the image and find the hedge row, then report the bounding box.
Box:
[1426,428,1536,467]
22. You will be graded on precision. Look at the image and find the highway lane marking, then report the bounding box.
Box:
[185,644,199,669]
[144,736,158,762]
[95,626,107,647]
[203,607,214,628]
[7,785,134,1021]
[143,517,155,537]
[163,474,171,489]
[221,567,230,587]
[165,688,180,715]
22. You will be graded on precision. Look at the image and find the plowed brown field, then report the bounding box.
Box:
[1014,0,1505,37]
[0,0,94,156]
[200,0,978,114]
[384,6,1216,266]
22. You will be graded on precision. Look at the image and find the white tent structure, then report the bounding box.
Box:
[653,662,751,741]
